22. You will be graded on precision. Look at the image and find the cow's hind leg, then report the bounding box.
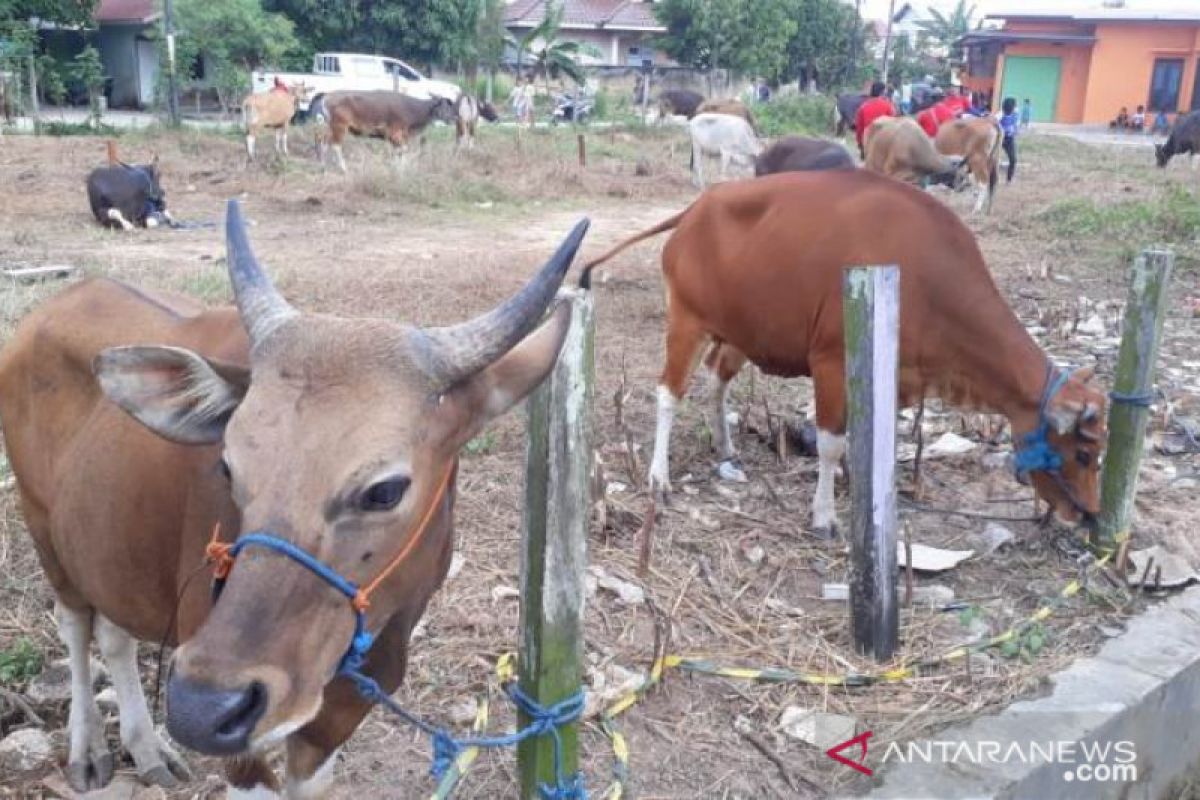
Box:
[811,362,848,539]
[93,615,191,787]
[105,207,135,231]
[650,304,709,497]
[58,603,114,792]
[704,343,748,481]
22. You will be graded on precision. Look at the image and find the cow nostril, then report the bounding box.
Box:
[216,681,268,739]
[167,675,269,755]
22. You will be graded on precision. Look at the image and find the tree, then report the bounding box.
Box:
[69,44,104,121]
[916,0,976,54]
[655,0,797,85]
[509,3,585,89]
[173,0,299,113]
[783,0,867,92]
[475,0,505,101]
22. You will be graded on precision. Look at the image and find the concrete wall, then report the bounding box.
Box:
[997,42,1094,124]
[97,24,143,109]
[1082,22,1199,123]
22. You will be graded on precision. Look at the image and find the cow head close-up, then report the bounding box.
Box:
[1020,368,1108,526]
[93,201,588,755]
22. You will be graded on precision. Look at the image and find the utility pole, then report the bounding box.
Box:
[163,0,181,125]
[881,0,898,84]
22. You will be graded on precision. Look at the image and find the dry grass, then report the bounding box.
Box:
[0,123,1198,799]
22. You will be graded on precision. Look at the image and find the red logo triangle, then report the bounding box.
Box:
[826,730,873,776]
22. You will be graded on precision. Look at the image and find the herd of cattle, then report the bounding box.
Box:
[2,76,1196,798]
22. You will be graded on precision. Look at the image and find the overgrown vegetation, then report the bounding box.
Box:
[755,95,833,137]
[1038,185,1200,248]
[0,638,43,687]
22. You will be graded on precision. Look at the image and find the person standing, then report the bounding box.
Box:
[1000,97,1020,183]
[1020,98,1033,129]
[854,81,896,159]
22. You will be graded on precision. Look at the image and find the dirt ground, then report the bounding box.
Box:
[1,121,1199,800]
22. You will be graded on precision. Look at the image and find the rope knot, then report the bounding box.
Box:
[430,731,462,780]
[206,540,234,580]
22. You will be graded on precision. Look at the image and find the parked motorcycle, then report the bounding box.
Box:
[552,92,593,125]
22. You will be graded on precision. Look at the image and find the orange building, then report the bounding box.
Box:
[959,4,1200,124]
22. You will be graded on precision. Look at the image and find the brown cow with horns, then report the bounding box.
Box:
[580,170,1107,537]
[0,201,588,796]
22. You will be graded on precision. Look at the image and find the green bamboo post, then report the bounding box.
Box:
[844,266,900,661]
[519,292,593,798]
[1097,249,1174,555]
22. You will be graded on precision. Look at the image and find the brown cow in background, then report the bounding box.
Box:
[935,115,1002,214]
[865,116,969,191]
[319,90,457,172]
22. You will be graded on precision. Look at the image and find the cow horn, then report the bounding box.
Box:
[413,218,589,386]
[225,200,297,348]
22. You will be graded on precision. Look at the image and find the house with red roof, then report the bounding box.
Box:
[504,0,669,68]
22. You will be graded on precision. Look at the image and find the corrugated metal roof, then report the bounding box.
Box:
[505,0,665,31]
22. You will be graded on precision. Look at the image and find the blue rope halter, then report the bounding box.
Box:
[1012,366,1072,479]
[207,477,587,798]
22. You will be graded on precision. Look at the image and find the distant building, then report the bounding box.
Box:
[959,1,1200,124]
[94,0,159,109]
[504,0,669,68]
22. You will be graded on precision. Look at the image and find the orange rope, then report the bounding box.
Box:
[205,461,457,610]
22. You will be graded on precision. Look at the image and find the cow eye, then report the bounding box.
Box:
[1075,451,1092,467]
[360,477,410,512]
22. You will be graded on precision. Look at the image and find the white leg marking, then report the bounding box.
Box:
[282,130,289,156]
[1192,153,1197,172]
[286,750,339,800]
[334,144,347,174]
[648,385,677,493]
[58,603,111,790]
[719,149,731,181]
[94,615,189,786]
[813,430,846,532]
[227,786,282,800]
[246,134,256,160]
[106,208,134,231]
[691,142,704,188]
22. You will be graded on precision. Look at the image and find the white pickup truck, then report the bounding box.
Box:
[252,53,461,113]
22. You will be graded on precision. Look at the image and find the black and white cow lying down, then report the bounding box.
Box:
[86,158,172,230]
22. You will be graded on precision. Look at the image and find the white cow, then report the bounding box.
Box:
[688,113,762,188]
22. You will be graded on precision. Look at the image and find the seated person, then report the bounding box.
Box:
[1110,106,1130,129]
[1129,105,1146,130]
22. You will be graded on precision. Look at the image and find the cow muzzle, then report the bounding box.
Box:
[166,672,268,755]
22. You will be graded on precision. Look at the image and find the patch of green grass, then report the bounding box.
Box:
[464,431,496,456]
[0,638,43,686]
[755,95,834,137]
[35,120,121,137]
[176,267,230,302]
[1038,184,1200,247]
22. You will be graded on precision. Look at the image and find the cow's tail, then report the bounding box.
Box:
[986,121,1002,209]
[578,210,689,289]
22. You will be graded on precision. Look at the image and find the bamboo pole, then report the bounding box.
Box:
[1096,249,1174,558]
[518,292,593,798]
[844,266,900,660]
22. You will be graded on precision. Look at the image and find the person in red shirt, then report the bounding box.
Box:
[854,82,896,158]
[916,96,958,137]
[943,86,971,116]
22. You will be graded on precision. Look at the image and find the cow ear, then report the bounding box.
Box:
[436,301,572,448]
[94,345,249,445]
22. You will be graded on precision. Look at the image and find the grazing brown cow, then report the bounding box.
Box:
[320,90,457,172]
[242,82,308,162]
[0,200,588,796]
[935,115,1002,214]
[864,116,970,192]
[579,171,1106,537]
[696,98,759,134]
[755,136,855,176]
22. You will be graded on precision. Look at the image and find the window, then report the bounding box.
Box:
[1149,58,1183,112]
[317,55,340,74]
[384,60,421,81]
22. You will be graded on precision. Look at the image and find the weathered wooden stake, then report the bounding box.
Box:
[519,292,593,799]
[1097,249,1174,558]
[576,133,586,167]
[844,266,900,661]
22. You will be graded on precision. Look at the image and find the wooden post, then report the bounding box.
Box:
[519,292,593,799]
[1097,249,1174,556]
[576,133,586,167]
[27,55,39,119]
[843,266,900,661]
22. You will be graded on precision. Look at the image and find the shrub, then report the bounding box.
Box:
[755,94,834,137]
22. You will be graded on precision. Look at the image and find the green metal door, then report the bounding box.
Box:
[1001,56,1061,122]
